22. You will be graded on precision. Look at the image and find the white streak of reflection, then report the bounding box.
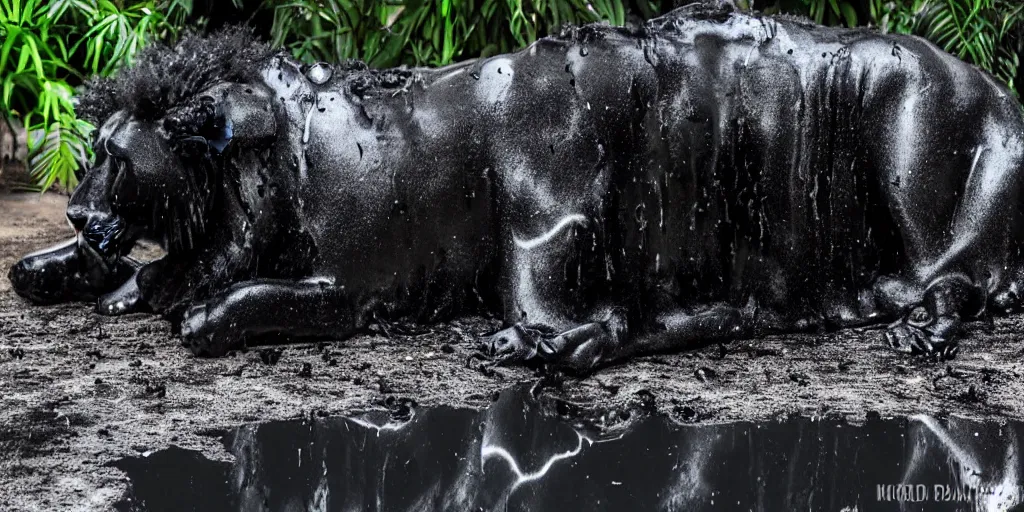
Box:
[309,459,329,512]
[345,412,414,436]
[513,214,587,250]
[912,415,1022,511]
[481,431,590,491]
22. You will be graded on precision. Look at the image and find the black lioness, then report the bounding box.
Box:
[10,4,1024,373]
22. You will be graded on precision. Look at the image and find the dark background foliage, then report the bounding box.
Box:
[1,0,1021,191]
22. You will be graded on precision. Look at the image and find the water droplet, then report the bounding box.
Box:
[471,72,480,80]
[579,47,589,57]
[302,99,316,144]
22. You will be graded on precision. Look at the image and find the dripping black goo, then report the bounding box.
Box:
[10,3,1024,373]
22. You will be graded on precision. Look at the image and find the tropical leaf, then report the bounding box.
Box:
[1,0,189,191]
[911,0,1022,94]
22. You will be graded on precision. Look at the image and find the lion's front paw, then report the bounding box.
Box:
[96,278,147,316]
[883,306,959,359]
[884,322,930,354]
[476,324,541,366]
[97,297,132,316]
[180,302,242,357]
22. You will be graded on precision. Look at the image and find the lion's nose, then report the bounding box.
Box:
[66,204,91,232]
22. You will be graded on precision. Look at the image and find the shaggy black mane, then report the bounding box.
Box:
[77,27,272,126]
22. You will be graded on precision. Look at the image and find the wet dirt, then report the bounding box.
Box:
[2,193,1024,511]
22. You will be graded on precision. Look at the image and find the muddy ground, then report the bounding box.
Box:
[1,192,1024,511]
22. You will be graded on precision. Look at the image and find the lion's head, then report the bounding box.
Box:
[68,27,276,258]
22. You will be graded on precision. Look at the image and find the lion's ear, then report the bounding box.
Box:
[204,83,276,151]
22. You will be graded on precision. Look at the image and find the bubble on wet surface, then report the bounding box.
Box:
[305,63,333,85]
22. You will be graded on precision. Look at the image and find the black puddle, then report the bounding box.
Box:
[113,387,1024,511]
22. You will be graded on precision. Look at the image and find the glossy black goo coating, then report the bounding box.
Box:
[9,4,1024,372]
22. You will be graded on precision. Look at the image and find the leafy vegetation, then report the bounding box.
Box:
[911,0,1023,95]
[765,0,861,27]
[0,0,193,190]
[2,0,1022,191]
[264,0,662,68]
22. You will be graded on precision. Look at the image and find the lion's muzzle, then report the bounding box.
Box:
[67,205,126,257]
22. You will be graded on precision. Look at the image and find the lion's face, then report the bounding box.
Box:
[66,27,276,259]
[69,77,279,258]
[68,108,218,257]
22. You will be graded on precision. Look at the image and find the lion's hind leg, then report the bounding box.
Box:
[882,114,1024,357]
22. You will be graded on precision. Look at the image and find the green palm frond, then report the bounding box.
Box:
[1,0,191,192]
[914,0,1023,94]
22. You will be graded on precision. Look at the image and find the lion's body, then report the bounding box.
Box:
[10,4,1024,370]
[287,7,1024,336]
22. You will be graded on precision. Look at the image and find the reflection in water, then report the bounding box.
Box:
[113,386,1024,511]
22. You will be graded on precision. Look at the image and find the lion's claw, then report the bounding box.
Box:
[476,324,539,366]
[884,321,958,360]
